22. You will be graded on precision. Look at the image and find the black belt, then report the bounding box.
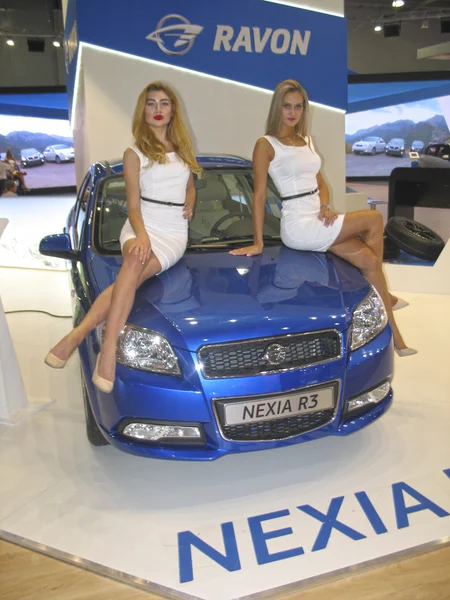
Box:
[141,195,184,207]
[281,188,319,201]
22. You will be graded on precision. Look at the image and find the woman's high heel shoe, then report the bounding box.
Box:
[92,353,114,393]
[44,348,76,369]
[394,346,418,357]
[393,297,409,311]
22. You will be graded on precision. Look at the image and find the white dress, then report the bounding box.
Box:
[119,145,190,273]
[264,135,344,252]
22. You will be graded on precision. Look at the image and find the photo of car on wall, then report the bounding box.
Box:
[43,144,75,163]
[385,138,405,157]
[20,147,45,167]
[352,137,385,155]
[0,114,76,189]
[345,82,450,177]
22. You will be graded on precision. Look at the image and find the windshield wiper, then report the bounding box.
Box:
[188,235,280,248]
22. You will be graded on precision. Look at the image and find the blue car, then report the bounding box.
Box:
[40,155,394,461]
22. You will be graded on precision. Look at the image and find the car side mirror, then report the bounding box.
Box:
[39,233,80,261]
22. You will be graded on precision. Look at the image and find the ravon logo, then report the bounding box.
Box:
[263,343,287,366]
[146,14,203,56]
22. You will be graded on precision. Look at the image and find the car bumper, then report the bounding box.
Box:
[353,147,376,154]
[386,149,404,155]
[22,158,44,166]
[81,326,394,460]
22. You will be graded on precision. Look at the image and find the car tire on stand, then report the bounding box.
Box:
[82,370,110,446]
[385,217,445,262]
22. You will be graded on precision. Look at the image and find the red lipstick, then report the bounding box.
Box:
[154,115,164,121]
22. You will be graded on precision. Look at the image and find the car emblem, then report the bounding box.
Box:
[146,14,204,56]
[262,343,287,366]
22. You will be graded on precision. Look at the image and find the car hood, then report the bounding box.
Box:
[354,141,371,146]
[88,246,370,351]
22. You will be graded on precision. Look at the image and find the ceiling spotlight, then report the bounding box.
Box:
[374,25,382,32]
[53,40,61,47]
[392,0,405,7]
[6,39,14,46]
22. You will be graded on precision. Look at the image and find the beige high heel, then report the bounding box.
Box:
[44,348,76,369]
[392,297,409,311]
[394,346,418,357]
[92,353,114,393]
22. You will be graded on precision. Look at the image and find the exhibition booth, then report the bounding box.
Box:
[1,1,449,599]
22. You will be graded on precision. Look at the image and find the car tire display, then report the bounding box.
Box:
[385,217,445,262]
[82,372,109,446]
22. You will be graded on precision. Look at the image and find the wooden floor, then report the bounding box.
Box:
[1,539,450,600]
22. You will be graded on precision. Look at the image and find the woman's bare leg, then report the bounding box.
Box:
[96,246,162,382]
[48,243,160,361]
[328,237,409,349]
[332,210,398,305]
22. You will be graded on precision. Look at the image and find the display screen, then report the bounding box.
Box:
[346,79,450,178]
[0,92,75,190]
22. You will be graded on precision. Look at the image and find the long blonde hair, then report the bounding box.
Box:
[265,79,310,139]
[132,81,201,173]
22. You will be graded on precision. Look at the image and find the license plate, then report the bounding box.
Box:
[223,386,335,426]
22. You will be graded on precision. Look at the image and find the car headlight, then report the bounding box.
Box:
[98,324,181,375]
[351,287,388,351]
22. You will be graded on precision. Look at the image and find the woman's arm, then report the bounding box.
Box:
[123,148,151,263]
[183,172,196,220]
[316,171,338,228]
[230,137,273,256]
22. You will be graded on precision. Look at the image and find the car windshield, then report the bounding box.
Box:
[53,144,70,150]
[412,141,422,145]
[23,148,38,155]
[390,139,403,144]
[364,137,378,142]
[95,168,282,254]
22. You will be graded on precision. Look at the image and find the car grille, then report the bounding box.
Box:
[198,330,341,379]
[219,409,335,441]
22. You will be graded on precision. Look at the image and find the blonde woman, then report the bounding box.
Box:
[45,81,201,390]
[231,79,416,356]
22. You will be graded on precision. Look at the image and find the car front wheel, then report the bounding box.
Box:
[371,147,376,155]
[55,155,61,164]
[82,370,109,446]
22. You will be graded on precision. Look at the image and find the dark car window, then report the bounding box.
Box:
[74,173,92,249]
[94,169,282,254]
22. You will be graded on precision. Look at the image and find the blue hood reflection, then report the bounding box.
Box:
[90,246,369,351]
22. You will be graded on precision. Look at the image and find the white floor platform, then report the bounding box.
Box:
[1,268,449,600]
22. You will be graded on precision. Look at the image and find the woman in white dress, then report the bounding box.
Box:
[45,81,201,390]
[231,79,416,356]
